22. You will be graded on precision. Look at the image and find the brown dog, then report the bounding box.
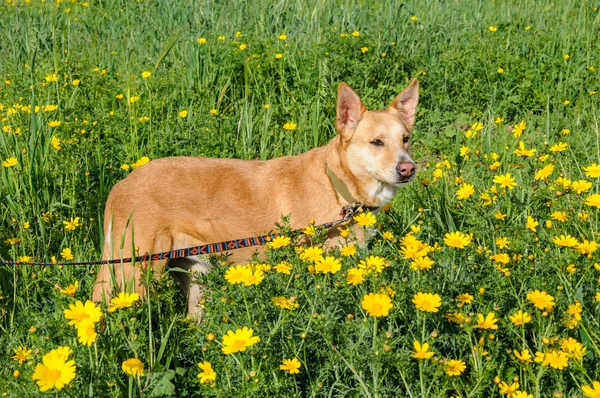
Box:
[92,80,419,313]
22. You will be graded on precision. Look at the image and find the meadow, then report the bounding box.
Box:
[1,0,600,396]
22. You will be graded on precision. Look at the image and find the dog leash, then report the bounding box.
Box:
[0,205,370,267]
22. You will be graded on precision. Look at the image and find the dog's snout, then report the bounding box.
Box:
[397,161,415,178]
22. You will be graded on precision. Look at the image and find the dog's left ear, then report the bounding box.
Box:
[389,79,419,129]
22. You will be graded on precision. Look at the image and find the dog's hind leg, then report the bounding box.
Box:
[167,256,212,317]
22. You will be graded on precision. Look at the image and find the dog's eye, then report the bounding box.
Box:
[403,136,410,144]
[370,139,384,147]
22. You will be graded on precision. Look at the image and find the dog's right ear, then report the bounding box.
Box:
[336,83,366,139]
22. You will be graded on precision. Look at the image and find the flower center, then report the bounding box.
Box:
[233,339,247,350]
[48,369,62,382]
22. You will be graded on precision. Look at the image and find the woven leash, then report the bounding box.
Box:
[0,205,365,267]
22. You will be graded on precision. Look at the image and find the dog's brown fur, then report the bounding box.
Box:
[92,80,419,313]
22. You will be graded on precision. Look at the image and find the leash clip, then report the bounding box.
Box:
[342,202,365,221]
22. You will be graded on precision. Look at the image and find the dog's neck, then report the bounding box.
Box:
[324,136,397,208]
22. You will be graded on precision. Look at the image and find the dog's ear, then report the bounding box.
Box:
[336,83,366,139]
[389,79,419,129]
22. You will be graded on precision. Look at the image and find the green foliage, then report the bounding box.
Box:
[1,0,600,396]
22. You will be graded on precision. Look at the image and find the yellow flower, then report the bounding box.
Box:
[108,292,140,312]
[2,157,18,168]
[61,248,74,261]
[514,349,532,363]
[511,391,533,398]
[72,79,80,86]
[382,231,395,241]
[512,121,526,137]
[129,96,140,103]
[499,381,519,396]
[239,44,247,50]
[460,146,470,158]
[59,281,78,297]
[585,194,600,208]
[32,347,76,392]
[474,312,499,329]
[358,255,386,273]
[360,47,368,54]
[412,292,442,313]
[443,231,472,249]
[488,26,497,32]
[563,100,570,106]
[122,358,145,377]
[514,141,536,157]
[361,293,393,317]
[495,237,510,249]
[130,156,150,169]
[412,341,434,359]
[275,53,283,59]
[197,361,216,384]
[221,326,260,355]
[141,71,151,78]
[575,240,598,256]
[494,211,507,220]
[63,217,82,231]
[51,135,61,151]
[354,211,376,227]
[179,110,188,118]
[242,269,265,286]
[210,109,218,115]
[493,173,517,189]
[346,268,365,285]
[64,300,102,327]
[445,359,466,376]
[456,293,473,305]
[351,31,360,37]
[314,256,342,274]
[280,358,301,374]
[278,34,287,40]
[552,234,578,247]
[12,346,32,365]
[534,164,554,181]
[197,37,207,45]
[549,142,568,152]
[526,216,538,232]
[582,381,600,398]
[584,163,600,178]
[571,180,592,194]
[456,183,475,200]
[410,256,434,271]
[526,290,555,311]
[76,318,97,346]
[268,236,291,249]
[509,310,531,326]
[550,211,568,222]
[283,122,297,130]
[541,350,569,369]
[340,243,357,257]
[45,73,58,82]
[271,296,299,310]
[299,246,324,263]
[274,261,292,274]
[497,67,505,74]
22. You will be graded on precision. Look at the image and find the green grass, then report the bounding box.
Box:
[1,0,600,396]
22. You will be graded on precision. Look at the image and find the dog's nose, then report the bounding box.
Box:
[397,161,415,178]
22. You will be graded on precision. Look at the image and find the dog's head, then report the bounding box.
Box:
[335,80,419,205]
